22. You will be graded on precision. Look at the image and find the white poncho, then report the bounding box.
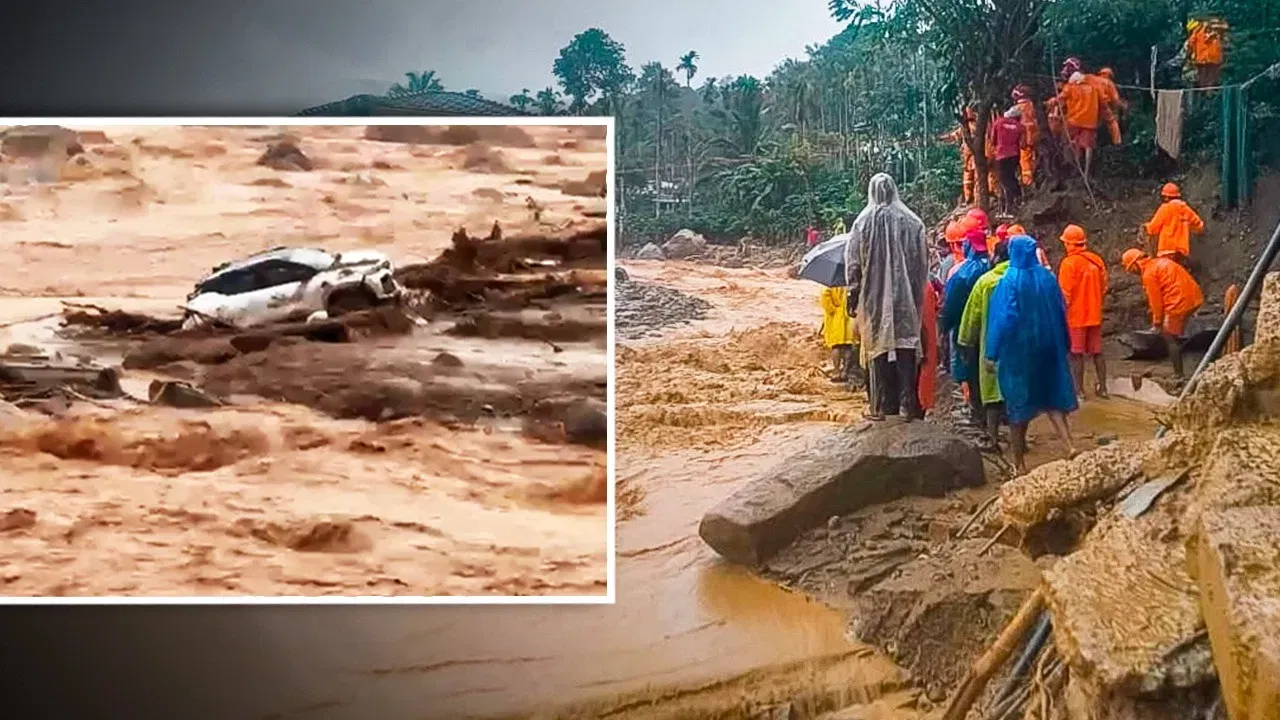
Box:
[843,173,931,361]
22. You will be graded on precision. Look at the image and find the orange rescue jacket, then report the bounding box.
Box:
[1139,256,1204,326]
[1057,80,1102,130]
[1144,199,1205,258]
[1058,247,1108,328]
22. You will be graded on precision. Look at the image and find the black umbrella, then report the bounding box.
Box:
[797,233,852,287]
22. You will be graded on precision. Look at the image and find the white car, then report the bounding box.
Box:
[182,247,403,330]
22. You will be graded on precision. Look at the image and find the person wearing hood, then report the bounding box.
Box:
[1143,182,1205,266]
[957,233,1012,449]
[993,107,1026,214]
[1011,85,1040,187]
[1003,224,1050,269]
[1056,66,1103,179]
[1121,248,1204,380]
[820,284,858,384]
[986,235,1079,474]
[1057,225,1109,398]
[844,173,931,421]
[943,228,991,423]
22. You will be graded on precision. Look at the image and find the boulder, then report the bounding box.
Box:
[661,229,707,259]
[636,242,665,260]
[698,421,985,566]
[256,140,313,171]
[614,266,630,284]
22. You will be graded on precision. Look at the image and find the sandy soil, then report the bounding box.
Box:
[0,124,609,598]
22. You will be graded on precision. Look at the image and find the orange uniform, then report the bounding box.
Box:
[1089,72,1125,145]
[942,116,997,203]
[1144,198,1205,259]
[1186,22,1227,87]
[1058,246,1108,328]
[1138,256,1204,336]
[1015,98,1039,186]
[1058,80,1101,130]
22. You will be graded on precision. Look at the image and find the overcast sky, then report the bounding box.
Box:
[228,0,845,106]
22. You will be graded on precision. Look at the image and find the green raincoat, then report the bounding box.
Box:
[957,261,1010,405]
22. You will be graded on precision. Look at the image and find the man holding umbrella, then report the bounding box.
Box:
[843,173,931,420]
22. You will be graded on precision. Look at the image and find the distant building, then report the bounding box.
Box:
[297,91,533,117]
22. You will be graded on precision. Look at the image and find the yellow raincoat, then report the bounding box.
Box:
[820,286,858,348]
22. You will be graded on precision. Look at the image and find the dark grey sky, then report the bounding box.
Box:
[228,0,843,107]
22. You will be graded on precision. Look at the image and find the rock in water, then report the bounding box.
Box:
[636,243,665,260]
[698,421,984,566]
[661,229,707,259]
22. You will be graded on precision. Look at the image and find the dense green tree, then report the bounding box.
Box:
[535,87,565,115]
[552,28,635,114]
[509,88,535,110]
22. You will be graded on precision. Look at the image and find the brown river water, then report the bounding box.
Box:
[197,261,1163,720]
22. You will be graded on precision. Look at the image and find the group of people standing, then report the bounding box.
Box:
[943,56,1127,214]
[819,173,1209,475]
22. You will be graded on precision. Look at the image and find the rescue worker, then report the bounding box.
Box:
[1006,224,1051,269]
[987,235,1079,475]
[1011,85,1040,187]
[1092,68,1128,146]
[806,225,821,247]
[1057,225,1109,399]
[833,217,847,235]
[1056,68,1103,179]
[820,285,858,383]
[958,232,1011,451]
[919,279,941,414]
[1121,248,1205,380]
[938,221,966,283]
[1182,19,1228,88]
[992,107,1026,214]
[1143,182,1205,267]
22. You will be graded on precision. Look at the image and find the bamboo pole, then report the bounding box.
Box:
[942,588,1046,720]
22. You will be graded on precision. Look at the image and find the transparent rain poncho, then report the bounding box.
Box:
[843,173,931,360]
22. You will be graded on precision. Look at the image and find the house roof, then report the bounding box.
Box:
[297,91,532,117]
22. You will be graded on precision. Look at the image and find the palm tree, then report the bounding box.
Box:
[535,87,562,115]
[509,88,534,110]
[676,51,699,88]
[388,70,444,95]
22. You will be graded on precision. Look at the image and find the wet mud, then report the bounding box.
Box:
[0,124,608,598]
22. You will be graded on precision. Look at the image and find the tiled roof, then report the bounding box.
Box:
[297,91,533,117]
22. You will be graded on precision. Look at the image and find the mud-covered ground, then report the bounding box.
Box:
[0,124,609,598]
[600,257,1165,719]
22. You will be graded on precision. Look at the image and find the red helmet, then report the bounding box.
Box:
[1060,57,1083,78]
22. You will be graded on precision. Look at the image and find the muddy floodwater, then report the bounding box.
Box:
[190,260,1157,719]
[0,124,608,598]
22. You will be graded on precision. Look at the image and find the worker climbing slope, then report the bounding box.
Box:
[1091,68,1128,146]
[1143,182,1205,267]
[1121,248,1205,380]
[1056,224,1109,399]
[1011,85,1040,188]
[1056,57,1104,179]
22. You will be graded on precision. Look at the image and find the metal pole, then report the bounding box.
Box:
[1156,217,1280,437]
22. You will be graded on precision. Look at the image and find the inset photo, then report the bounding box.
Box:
[0,120,611,601]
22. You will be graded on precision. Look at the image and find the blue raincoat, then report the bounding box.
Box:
[985,236,1079,425]
[942,243,990,383]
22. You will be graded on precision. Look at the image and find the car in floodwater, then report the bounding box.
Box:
[181,247,403,330]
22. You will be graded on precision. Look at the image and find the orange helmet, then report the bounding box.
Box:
[1121,248,1146,271]
[1007,224,1027,236]
[1060,224,1087,245]
[1161,182,1181,198]
[1099,67,1115,79]
[944,221,964,243]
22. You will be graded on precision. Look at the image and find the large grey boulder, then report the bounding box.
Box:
[661,229,707,259]
[698,421,985,566]
[635,242,665,260]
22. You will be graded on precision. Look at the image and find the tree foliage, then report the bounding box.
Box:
[532,2,1280,246]
[388,70,444,95]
